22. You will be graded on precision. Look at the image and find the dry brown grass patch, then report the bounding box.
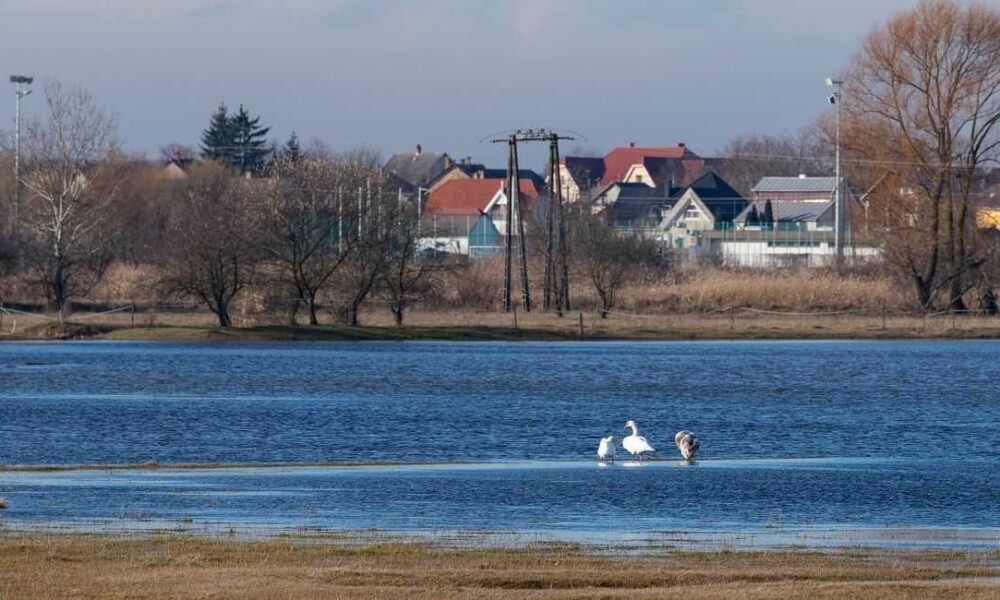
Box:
[0,534,996,599]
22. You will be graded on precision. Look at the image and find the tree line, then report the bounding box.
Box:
[1,0,999,323]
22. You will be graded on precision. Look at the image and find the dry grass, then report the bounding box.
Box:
[88,263,163,304]
[432,260,907,314]
[5,260,995,342]
[638,268,903,313]
[0,535,995,599]
[6,307,1000,342]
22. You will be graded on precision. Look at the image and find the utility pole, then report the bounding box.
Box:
[499,134,531,312]
[544,132,572,314]
[827,77,844,262]
[512,138,530,312]
[502,137,515,311]
[9,75,33,236]
[488,128,578,313]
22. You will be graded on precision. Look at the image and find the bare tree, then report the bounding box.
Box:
[19,82,120,321]
[713,131,830,197]
[844,0,1000,311]
[572,212,659,317]
[255,156,357,325]
[331,190,392,326]
[159,162,259,327]
[379,202,447,325]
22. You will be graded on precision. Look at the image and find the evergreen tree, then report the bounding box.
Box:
[762,199,775,230]
[200,103,234,161]
[230,104,271,175]
[282,131,302,163]
[747,205,760,227]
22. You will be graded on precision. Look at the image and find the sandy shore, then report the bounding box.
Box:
[0,533,996,599]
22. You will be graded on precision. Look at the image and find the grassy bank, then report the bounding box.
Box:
[5,309,1000,342]
[0,534,996,599]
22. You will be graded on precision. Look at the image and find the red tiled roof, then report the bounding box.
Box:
[600,146,696,185]
[426,178,539,216]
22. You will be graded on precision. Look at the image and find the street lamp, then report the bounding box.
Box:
[826,77,844,261]
[9,75,33,234]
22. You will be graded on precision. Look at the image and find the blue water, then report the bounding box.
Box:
[1,341,998,548]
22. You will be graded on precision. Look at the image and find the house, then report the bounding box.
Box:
[428,158,545,194]
[421,178,539,254]
[384,145,454,193]
[591,182,673,230]
[734,199,834,231]
[468,213,502,259]
[752,173,861,239]
[752,175,839,202]
[714,176,882,267]
[557,143,704,202]
[658,171,749,249]
[559,156,605,201]
[621,156,706,189]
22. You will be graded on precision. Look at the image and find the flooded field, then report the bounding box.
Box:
[1,341,998,550]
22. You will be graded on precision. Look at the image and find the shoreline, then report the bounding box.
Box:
[0,533,996,598]
[4,312,1000,342]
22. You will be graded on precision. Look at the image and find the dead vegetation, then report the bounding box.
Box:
[0,535,996,599]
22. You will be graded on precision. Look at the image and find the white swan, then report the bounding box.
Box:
[674,430,700,461]
[597,435,616,463]
[623,420,655,462]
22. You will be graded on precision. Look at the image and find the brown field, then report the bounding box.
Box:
[4,307,1000,342]
[0,535,997,599]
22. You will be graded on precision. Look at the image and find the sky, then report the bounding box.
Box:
[0,0,919,168]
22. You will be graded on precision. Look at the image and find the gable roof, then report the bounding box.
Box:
[668,171,748,223]
[426,178,539,216]
[601,145,698,185]
[753,176,837,194]
[385,150,453,189]
[735,199,834,224]
[560,145,702,192]
[599,183,673,224]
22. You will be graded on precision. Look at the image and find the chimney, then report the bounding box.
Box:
[415,144,422,156]
[677,142,686,148]
[466,155,472,165]
[628,141,636,148]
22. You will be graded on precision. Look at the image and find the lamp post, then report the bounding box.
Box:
[9,75,33,235]
[826,77,843,261]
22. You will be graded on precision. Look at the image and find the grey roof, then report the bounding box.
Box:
[597,183,672,223]
[752,176,837,194]
[735,199,834,224]
[385,151,452,189]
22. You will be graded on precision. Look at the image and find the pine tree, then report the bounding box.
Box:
[200,103,234,161]
[230,105,271,175]
[762,199,775,230]
[747,205,760,227]
[284,132,302,162]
